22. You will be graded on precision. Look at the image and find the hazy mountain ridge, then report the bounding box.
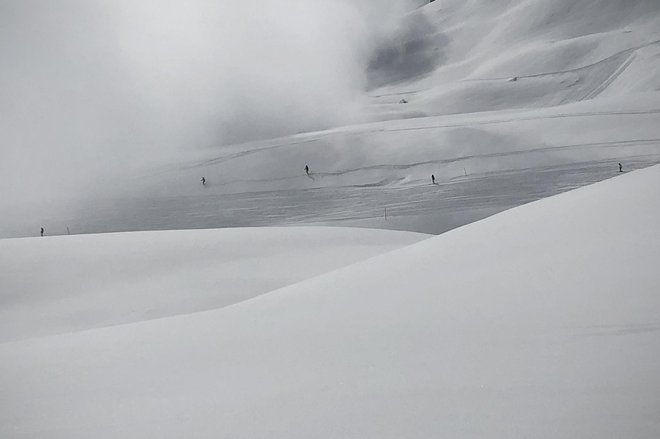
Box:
[366,0,660,120]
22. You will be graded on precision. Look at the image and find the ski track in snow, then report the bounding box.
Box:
[379,39,660,91]
[467,38,660,82]
[146,108,660,177]
[3,111,660,237]
[17,155,658,237]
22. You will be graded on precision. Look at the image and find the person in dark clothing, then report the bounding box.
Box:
[40,227,44,237]
[619,163,623,172]
[431,174,436,184]
[201,177,206,185]
[304,165,309,176]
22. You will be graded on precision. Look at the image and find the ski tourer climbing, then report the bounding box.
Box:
[431,174,436,185]
[201,177,206,185]
[304,165,309,176]
[619,163,623,172]
[40,227,44,237]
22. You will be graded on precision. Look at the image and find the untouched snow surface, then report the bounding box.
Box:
[2,166,659,438]
[0,227,427,342]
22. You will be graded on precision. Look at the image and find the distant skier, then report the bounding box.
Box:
[201,177,206,186]
[618,163,623,173]
[304,165,309,176]
[40,227,44,237]
[431,174,436,185]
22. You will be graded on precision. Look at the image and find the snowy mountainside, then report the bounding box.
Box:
[368,0,660,119]
[2,165,658,438]
[2,0,660,238]
[3,2,660,437]
[26,93,656,237]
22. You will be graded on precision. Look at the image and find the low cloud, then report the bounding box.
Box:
[0,0,419,209]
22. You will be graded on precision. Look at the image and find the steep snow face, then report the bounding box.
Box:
[0,227,427,342]
[2,166,658,438]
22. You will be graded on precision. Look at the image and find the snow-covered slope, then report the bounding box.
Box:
[2,166,658,438]
[0,227,427,342]
[369,0,660,119]
[4,92,657,238]
[1,0,660,238]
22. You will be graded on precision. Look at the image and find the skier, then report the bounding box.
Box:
[618,163,623,173]
[431,174,436,185]
[40,227,44,237]
[201,177,206,186]
[304,165,309,176]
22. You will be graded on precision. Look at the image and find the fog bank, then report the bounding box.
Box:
[0,0,418,207]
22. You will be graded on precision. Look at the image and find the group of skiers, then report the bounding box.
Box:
[199,162,626,189]
[199,165,311,188]
[36,162,629,237]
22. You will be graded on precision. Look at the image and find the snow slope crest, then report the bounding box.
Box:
[0,227,427,343]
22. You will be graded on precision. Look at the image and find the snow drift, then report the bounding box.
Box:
[0,227,427,343]
[2,166,658,438]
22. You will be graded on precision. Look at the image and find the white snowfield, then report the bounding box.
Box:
[0,227,427,343]
[2,0,660,437]
[1,166,659,438]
